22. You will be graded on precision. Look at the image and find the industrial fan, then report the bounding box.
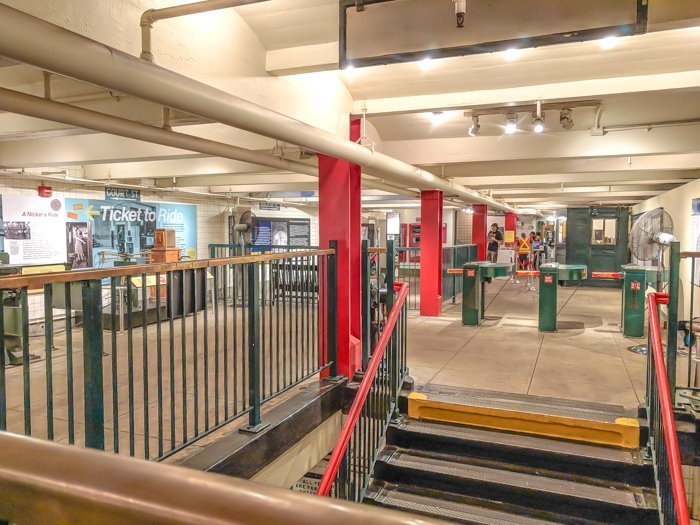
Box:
[627,207,676,354]
[234,210,256,254]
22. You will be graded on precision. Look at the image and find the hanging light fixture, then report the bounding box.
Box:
[532,100,545,133]
[468,115,480,137]
[504,112,518,134]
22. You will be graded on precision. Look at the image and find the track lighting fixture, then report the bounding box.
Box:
[533,116,545,133]
[559,109,574,130]
[504,112,518,134]
[532,100,544,133]
[468,115,480,137]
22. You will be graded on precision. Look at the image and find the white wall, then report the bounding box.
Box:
[396,206,455,246]
[633,178,700,318]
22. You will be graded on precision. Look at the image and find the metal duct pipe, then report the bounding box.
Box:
[0,4,514,213]
[0,87,318,177]
[0,88,416,200]
[140,0,270,62]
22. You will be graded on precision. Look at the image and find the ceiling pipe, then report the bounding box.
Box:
[0,4,514,213]
[0,88,421,200]
[0,169,318,209]
[140,0,270,62]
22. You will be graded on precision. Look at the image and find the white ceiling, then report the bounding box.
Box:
[1,0,700,213]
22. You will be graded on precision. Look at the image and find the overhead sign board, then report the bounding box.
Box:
[259,202,281,211]
[105,187,141,202]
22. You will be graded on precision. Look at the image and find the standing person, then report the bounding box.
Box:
[487,223,503,262]
[529,231,544,268]
[516,232,531,269]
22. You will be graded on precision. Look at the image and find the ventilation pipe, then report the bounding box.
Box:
[140,0,270,62]
[0,4,514,213]
[0,88,414,199]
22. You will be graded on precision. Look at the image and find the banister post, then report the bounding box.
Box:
[242,262,269,433]
[327,240,339,378]
[82,279,105,450]
[361,240,370,371]
[666,241,680,400]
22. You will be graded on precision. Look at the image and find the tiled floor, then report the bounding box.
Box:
[406,278,688,409]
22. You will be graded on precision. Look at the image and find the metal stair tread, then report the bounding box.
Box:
[367,483,561,525]
[379,449,653,510]
[394,418,644,465]
[414,385,634,424]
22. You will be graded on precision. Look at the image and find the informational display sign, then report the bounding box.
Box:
[252,217,311,248]
[386,212,400,235]
[105,187,141,202]
[1,195,67,264]
[66,198,197,268]
[504,230,515,243]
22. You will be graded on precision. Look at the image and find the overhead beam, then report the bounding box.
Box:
[207,182,317,193]
[383,127,700,166]
[353,70,700,116]
[154,173,316,187]
[456,172,698,188]
[426,156,700,178]
[491,184,679,196]
[266,42,338,76]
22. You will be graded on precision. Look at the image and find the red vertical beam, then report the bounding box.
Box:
[317,118,362,378]
[472,204,488,261]
[420,190,443,317]
[505,212,517,247]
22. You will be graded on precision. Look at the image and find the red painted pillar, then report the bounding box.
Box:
[472,204,488,261]
[420,190,443,317]
[318,118,362,378]
[505,212,517,247]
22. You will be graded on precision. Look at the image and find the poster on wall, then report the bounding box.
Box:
[65,198,197,268]
[252,217,310,248]
[692,199,700,285]
[1,196,67,265]
[156,203,198,260]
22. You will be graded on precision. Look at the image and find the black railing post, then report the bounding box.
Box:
[242,262,269,433]
[327,240,339,378]
[667,241,680,399]
[386,240,395,314]
[361,240,370,371]
[82,279,105,450]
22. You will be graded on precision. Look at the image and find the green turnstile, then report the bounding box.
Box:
[462,262,514,326]
[538,263,587,332]
[619,265,668,338]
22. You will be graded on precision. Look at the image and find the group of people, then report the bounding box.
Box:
[486,223,547,269]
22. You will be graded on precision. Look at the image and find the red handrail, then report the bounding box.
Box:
[317,281,410,497]
[647,292,691,525]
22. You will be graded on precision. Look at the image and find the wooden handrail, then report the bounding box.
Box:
[368,247,387,253]
[647,292,691,525]
[0,432,438,525]
[681,252,700,259]
[0,249,334,289]
[317,281,409,497]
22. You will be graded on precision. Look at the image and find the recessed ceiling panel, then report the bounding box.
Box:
[341,0,645,67]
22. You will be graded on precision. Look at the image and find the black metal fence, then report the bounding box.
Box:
[0,248,337,461]
[210,244,318,258]
[443,244,478,303]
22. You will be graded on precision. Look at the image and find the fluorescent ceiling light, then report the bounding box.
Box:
[502,48,522,61]
[599,36,618,50]
[420,58,433,71]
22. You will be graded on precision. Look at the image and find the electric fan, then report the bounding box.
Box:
[234,210,256,253]
[627,207,676,354]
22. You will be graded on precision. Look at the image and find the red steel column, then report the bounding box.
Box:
[505,212,517,247]
[472,204,488,261]
[318,118,362,378]
[420,190,443,317]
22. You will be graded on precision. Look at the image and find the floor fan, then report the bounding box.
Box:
[235,210,256,254]
[627,208,675,354]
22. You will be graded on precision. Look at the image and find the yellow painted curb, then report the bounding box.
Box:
[408,396,639,449]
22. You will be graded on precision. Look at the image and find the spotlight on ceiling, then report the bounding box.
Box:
[463,207,474,214]
[533,116,545,133]
[532,100,545,133]
[599,36,618,50]
[559,108,574,130]
[430,111,446,126]
[468,115,480,137]
[504,112,518,134]
[420,57,433,71]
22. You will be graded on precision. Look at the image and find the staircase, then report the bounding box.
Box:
[364,388,660,524]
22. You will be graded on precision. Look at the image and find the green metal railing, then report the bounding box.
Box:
[0,247,337,461]
[443,244,478,304]
[210,243,318,258]
[395,247,420,310]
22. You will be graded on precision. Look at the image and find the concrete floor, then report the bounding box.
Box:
[406,278,688,410]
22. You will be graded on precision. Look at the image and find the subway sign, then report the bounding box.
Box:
[105,187,141,202]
